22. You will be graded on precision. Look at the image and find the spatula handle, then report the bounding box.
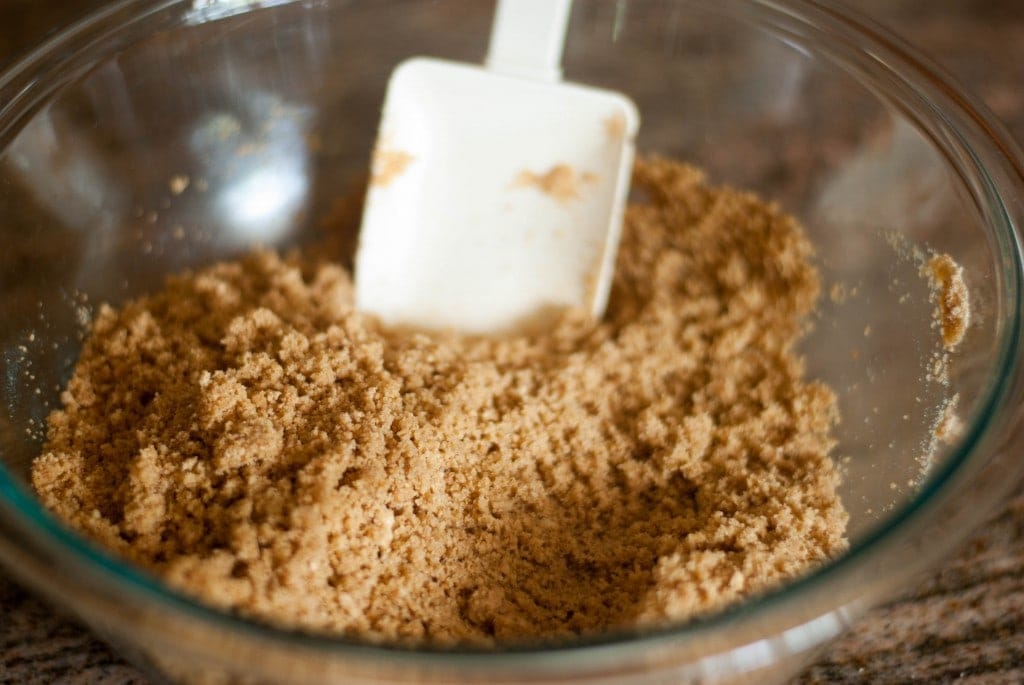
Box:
[485,0,572,82]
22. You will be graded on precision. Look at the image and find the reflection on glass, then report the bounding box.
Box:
[6,108,126,231]
[190,92,311,242]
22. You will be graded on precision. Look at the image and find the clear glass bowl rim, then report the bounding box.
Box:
[1,0,1023,675]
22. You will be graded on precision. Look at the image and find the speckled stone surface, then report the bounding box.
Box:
[1,1,1023,683]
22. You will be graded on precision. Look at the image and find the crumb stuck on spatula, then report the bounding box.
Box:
[513,163,596,203]
[923,254,970,351]
[370,148,415,188]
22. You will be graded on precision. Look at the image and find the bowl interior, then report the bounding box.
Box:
[0,0,1011,642]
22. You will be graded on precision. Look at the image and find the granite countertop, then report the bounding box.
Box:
[2,1,1024,683]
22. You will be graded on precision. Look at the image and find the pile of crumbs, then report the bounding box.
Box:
[31,157,847,644]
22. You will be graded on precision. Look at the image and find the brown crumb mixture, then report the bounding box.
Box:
[32,158,847,644]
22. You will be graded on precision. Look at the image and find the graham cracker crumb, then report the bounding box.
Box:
[923,254,970,350]
[169,175,190,196]
[605,113,626,141]
[829,282,848,304]
[32,157,847,645]
[370,149,414,188]
[514,164,588,203]
[934,394,963,444]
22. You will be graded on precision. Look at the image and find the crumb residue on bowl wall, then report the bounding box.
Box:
[933,394,963,444]
[923,254,970,351]
[878,228,972,479]
[31,157,847,645]
[916,255,970,476]
[884,231,971,356]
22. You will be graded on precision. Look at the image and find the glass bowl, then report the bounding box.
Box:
[1,0,1023,683]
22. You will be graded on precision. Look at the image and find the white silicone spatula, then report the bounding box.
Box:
[355,0,639,334]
